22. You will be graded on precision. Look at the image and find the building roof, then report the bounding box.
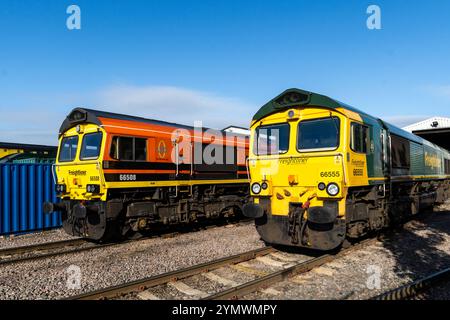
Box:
[0,142,57,151]
[222,125,249,131]
[402,117,450,151]
[402,117,450,132]
[222,126,250,136]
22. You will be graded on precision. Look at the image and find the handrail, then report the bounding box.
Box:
[51,163,57,184]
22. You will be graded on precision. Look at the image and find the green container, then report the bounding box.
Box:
[12,158,55,164]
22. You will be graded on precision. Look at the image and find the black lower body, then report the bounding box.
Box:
[244,199,346,251]
[44,200,119,240]
[44,184,249,241]
[345,179,450,238]
[244,179,450,251]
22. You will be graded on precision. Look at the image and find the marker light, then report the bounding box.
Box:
[55,184,66,193]
[86,184,100,194]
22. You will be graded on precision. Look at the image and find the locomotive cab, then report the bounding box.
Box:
[245,106,349,250]
[45,119,109,240]
[55,124,106,201]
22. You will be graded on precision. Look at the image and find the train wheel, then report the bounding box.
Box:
[341,239,352,249]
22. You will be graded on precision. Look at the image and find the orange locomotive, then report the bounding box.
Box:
[44,108,249,240]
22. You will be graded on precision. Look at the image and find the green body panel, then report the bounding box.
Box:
[410,142,425,176]
[367,126,384,180]
[255,88,450,183]
[423,145,444,176]
[358,114,384,180]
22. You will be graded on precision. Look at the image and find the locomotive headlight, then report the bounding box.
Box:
[288,110,295,118]
[251,183,262,194]
[326,183,339,196]
[261,182,268,190]
[86,184,100,194]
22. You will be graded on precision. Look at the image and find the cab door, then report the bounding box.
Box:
[380,128,390,177]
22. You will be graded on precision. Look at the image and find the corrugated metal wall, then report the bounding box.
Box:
[0,164,61,236]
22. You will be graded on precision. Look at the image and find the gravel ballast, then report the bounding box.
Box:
[3,201,450,300]
[243,201,450,300]
[0,223,264,299]
[0,229,79,250]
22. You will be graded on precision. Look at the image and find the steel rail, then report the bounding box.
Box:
[204,238,376,300]
[68,246,276,300]
[0,241,122,266]
[371,267,450,300]
[70,238,375,300]
[0,232,189,265]
[0,219,253,266]
[0,238,85,257]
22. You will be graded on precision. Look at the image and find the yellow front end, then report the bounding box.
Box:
[245,107,350,250]
[42,123,110,239]
[55,124,107,202]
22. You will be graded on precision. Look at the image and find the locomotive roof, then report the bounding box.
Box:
[59,108,245,137]
[253,88,449,150]
[253,88,372,123]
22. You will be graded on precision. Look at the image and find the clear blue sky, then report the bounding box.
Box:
[1,0,450,145]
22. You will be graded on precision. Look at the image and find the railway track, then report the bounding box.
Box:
[0,238,108,266]
[69,238,376,300]
[0,238,85,257]
[372,267,450,300]
[0,219,253,267]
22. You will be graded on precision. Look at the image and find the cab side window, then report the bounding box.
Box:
[135,138,147,161]
[110,136,147,161]
[391,134,410,169]
[351,123,370,153]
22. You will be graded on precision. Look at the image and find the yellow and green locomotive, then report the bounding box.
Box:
[243,88,450,250]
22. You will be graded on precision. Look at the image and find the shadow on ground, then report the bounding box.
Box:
[379,207,450,299]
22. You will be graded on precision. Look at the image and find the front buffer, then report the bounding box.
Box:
[244,200,346,251]
[44,200,120,241]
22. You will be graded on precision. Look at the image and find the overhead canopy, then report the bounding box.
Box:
[0,142,56,152]
[412,128,450,151]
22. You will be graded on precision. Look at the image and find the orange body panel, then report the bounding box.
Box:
[98,117,249,166]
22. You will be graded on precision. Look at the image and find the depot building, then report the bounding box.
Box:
[404,117,450,151]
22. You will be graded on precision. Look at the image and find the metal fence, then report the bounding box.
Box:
[0,164,61,236]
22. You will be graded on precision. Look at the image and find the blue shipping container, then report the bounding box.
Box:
[0,164,61,236]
